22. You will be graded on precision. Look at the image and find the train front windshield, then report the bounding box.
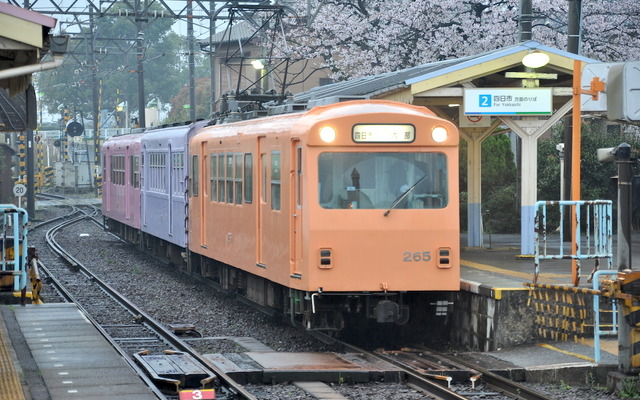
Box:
[318,152,448,210]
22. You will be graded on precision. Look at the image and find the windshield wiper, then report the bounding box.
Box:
[384,174,427,217]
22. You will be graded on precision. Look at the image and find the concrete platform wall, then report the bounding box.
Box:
[451,282,535,351]
[451,282,600,351]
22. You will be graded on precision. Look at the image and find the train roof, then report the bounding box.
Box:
[141,120,209,144]
[101,132,145,148]
[191,100,447,142]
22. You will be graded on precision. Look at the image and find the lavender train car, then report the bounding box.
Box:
[140,121,209,265]
[101,133,144,243]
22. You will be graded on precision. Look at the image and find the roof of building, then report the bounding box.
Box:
[0,2,56,28]
[294,40,599,103]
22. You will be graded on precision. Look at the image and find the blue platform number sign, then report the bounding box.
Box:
[479,94,491,108]
[179,389,215,400]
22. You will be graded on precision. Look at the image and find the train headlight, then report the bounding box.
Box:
[431,126,448,143]
[319,126,336,143]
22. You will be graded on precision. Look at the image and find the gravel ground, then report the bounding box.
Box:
[30,201,633,399]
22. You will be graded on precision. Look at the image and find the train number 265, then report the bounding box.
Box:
[403,251,431,262]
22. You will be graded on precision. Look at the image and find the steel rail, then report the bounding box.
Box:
[335,342,471,400]
[42,214,258,400]
[422,347,557,400]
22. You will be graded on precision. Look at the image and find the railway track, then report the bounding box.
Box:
[28,198,556,400]
[367,346,556,400]
[28,202,257,400]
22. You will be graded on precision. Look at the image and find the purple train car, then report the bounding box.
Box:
[140,120,208,266]
[101,133,144,243]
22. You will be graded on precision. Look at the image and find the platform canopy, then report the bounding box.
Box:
[0,3,58,132]
[0,2,56,95]
[295,41,599,254]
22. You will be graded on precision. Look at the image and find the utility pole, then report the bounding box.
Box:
[563,0,582,236]
[136,0,146,128]
[209,2,217,116]
[90,10,100,182]
[520,0,532,41]
[188,0,196,121]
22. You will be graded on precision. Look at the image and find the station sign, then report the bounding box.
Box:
[464,88,552,115]
[13,184,26,197]
[458,108,491,128]
[179,389,215,399]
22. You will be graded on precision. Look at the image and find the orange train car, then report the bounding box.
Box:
[188,100,459,330]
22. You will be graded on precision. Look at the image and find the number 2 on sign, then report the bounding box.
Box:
[179,389,215,400]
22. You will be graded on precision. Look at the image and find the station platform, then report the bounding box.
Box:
[0,303,157,400]
[457,233,639,386]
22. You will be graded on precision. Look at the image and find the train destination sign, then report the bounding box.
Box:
[352,124,415,143]
[464,88,552,115]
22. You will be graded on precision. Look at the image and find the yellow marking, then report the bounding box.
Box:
[538,343,595,362]
[461,259,571,283]
[0,317,26,400]
[579,338,619,356]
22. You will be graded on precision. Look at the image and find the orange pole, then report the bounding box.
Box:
[571,59,582,286]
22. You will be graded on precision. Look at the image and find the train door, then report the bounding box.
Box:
[168,144,173,236]
[200,142,208,247]
[257,136,266,267]
[141,145,146,227]
[125,146,131,220]
[104,152,110,212]
[291,140,302,275]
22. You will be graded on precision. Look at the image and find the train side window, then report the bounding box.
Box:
[271,151,281,210]
[111,155,124,186]
[261,153,267,203]
[226,153,234,203]
[234,152,242,204]
[172,153,184,195]
[192,155,199,197]
[218,153,225,202]
[296,147,302,207]
[131,155,140,188]
[210,155,217,202]
[244,153,253,204]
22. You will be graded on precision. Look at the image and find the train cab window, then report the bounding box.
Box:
[191,155,199,197]
[244,153,253,204]
[271,151,281,210]
[318,152,448,210]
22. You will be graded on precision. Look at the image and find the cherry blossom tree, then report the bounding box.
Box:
[282,0,640,80]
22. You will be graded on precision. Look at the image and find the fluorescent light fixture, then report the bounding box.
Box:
[251,59,265,70]
[522,50,550,69]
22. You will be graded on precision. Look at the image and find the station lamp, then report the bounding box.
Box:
[522,50,550,69]
[251,59,265,70]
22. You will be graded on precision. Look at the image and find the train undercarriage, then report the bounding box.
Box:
[190,252,414,331]
[104,217,452,332]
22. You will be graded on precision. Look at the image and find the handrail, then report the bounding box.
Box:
[534,200,612,286]
[592,270,618,363]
